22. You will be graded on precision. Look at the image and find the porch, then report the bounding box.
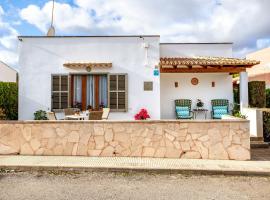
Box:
[159,57,260,119]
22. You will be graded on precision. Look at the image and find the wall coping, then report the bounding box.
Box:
[0,119,249,124]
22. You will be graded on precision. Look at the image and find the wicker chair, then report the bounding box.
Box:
[89,111,103,120]
[211,99,229,119]
[175,99,193,119]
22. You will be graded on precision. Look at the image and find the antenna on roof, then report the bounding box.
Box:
[47,0,55,36]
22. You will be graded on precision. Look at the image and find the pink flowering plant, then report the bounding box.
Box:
[134,108,150,120]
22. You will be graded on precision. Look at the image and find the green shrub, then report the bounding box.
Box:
[34,110,48,120]
[263,111,270,142]
[266,89,270,108]
[248,81,266,108]
[0,82,18,120]
[233,85,240,104]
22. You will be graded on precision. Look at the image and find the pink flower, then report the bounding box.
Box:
[134,108,150,120]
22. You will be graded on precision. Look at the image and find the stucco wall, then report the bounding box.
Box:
[160,73,234,119]
[18,36,160,120]
[0,120,250,160]
[160,43,233,57]
[0,61,17,82]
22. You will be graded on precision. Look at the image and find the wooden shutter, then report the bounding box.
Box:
[52,75,69,109]
[109,74,128,111]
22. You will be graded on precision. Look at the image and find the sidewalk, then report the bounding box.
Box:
[1,155,270,176]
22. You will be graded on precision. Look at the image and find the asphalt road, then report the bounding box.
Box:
[0,171,270,200]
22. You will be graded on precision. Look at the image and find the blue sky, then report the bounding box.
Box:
[0,0,270,67]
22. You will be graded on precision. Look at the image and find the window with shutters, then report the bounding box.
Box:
[109,74,128,111]
[52,75,69,109]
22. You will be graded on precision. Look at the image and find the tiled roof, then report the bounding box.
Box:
[63,62,112,68]
[160,57,260,66]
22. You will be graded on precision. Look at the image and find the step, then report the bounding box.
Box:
[251,141,269,149]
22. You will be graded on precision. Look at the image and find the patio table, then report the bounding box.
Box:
[193,108,208,119]
[65,115,85,120]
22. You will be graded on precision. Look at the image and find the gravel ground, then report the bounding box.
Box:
[0,170,270,200]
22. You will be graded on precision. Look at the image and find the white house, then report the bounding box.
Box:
[18,35,259,120]
[0,61,17,83]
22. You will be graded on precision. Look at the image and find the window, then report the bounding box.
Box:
[52,75,69,109]
[109,74,128,111]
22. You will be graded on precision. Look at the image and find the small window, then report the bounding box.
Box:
[109,74,128,111]
[52,75,69,109]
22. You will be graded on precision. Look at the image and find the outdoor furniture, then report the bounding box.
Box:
[102,108,110,120]
[65,114,85,120]
[175,99,193,119]
[64,108,76,116]
[89,111,103,120]
[47,112,56,120]
[211,99,229,119]
[193,108,208,119]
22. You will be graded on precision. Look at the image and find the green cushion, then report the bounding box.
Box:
[213,106,228,119]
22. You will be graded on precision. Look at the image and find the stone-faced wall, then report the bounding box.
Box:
[0,120,250,160]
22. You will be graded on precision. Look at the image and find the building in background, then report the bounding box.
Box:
[0,61,18,83]
[246,47,270,88]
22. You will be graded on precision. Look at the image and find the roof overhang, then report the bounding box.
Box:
[63,62,112,68]
[159,57,260,73]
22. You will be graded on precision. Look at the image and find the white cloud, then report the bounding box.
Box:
[0,5,19,67]
[16,0,270,58]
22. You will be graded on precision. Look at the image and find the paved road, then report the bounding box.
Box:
[1,171,270,200]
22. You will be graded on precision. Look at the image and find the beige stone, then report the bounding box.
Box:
[76,144,88,156]
[143,138,152,146]
[0,143,18,154]
[56,128,67,137]
[53,145,64,155]
[173,141,181,149]
[181,151,201,159]
[198,135,209,142]
[208,128,222,145]
[88,149,102,156]
[79,133,91,146]
[104,129,114,142]
[63,142,74,155]
[94,136,105,149]
[30,139,41,151]
[142,147,155,157]
[20,143,34,155]
[101,146,115,156]
[67,131,80,143]
[154,147,166,158]
[35,148,44,155]
[209,143,228,160]
[232,135,241,144]
[165,147,181,158]
[165,133,175,142]
[241,138,250,149]
[114,132,129,143]
[109,141,119,147]
[93,124,104,135]
[72,143,78,155]
[227,145,250,160]
[130,147,143,157]
[113,124,125,132]
[154,126,163,135]
[42,128,56,138]
[47,138,56,149]
[164,129,179,137]
[180,142,190,151]
[22,127,32,141]
[222,136,231,148]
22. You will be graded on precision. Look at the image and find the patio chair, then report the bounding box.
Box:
[64,108,76,116]
[102,108,110,120]
[89,111,103,120]
[211,99,229,119]
[46,112,56,120]
[175,99,193,119]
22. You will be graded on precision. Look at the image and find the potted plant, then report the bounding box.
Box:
[196,99,204,109]
[34,110,48,120]
[134,108,150,120]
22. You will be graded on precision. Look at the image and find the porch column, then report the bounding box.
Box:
[239,71,249,112]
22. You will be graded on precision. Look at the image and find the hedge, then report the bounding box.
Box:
[248,81,266,108]
[263,111,270,142]
[0,82,18,120]
[266,88,270,108]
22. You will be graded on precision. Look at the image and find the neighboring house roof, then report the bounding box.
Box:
[0,61,17,72]
[0,61,17,82]
[160,57,259,66]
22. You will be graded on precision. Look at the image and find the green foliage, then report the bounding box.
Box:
[0,82,18,120]
[263,111,270,142]
[232,73,239,78]
[266,89,270,108]
[233,111,247,119]
[248,81,266,108]
[34,110,48,120]
[232,103,240,116]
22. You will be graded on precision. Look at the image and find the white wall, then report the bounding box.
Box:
[160,43,233,57]
[0,61,17,82]
[160,73,233,119]
[242,108,263,138]
[18,36,160,120]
